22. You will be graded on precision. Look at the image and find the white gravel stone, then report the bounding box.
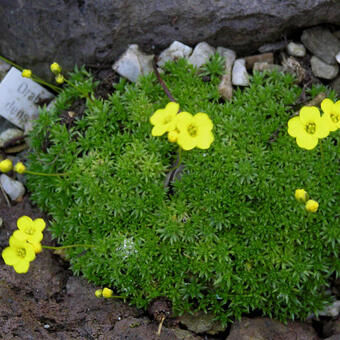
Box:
[216,47,236,60]
[287,42,306,57]
[188,42,215,68]
[319,300,340,318]
[217,47,236,100]
[0,174,25,201]
[0,128,24,148]
[311,56,339,80]
[113,44,154,82]
[336,51,340,64]
[157,41,193,67]
[232,59,249,86]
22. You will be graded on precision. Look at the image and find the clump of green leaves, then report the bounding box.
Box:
[27,60,339,323]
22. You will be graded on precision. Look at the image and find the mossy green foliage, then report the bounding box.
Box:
[27,59,339,323]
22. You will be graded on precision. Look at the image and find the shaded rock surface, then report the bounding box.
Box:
[1,1,340,79]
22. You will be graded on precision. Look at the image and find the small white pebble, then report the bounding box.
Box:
[44,324,50,329]
[118,316,121,320]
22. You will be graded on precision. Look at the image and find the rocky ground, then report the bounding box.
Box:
[1,25,340,339]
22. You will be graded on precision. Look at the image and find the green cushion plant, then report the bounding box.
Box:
[26,57,339,323]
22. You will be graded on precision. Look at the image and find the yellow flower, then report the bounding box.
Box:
[150,102,179,136]
[14,162,26,174]
[288,106,329,150]
[22,69,32,78]
[12,216,46,244]
[50,62,62,74]
[102,287,113,298]
[31,242,43,254]
[305,199,319,213]
[2,236,36,273]
[295,189,308,203]
[321,98,340,132]
[55,74,64,84]
[168,130,179,143]
[95,289,103,298]
[0,159,13,173]
[176,112,214,150]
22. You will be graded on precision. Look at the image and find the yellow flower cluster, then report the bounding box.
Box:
[150,102,214,150]
[288,98,339,150]
[294,189,319,213]
[1,216,46,273]
[95,287,113,298]
[0,159,26,174]
[50,62,64,84]
[21,69,32,78]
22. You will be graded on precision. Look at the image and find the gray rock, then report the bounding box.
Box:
[3,1,340,80]
[232,59,249,86]
[0,117,17,135]
[336,51,340,64]
[0,174,25,201]
[311,56,339,80]
[188,42,215,68]
[253,62,285,73]
[228,317,319,340]
[158,41,193,67]
[301,27,340,65]
[287,42,307,57]
[112,44,154,82]
[258,41,287,53]
[319,300,340,318]
[0,128,24,148]
[244,53,274,70]
[0,60,10,81]
[218,47,236,100]
[179,311,225,335]
[330,75,340,97]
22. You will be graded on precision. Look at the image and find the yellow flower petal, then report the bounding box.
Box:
[24,243,36,262]
[34,218,46,232]
[17,216,33,230]
[176,112,193,131]
[13,260,30,274]
[315,116,330,138]
[296,133,318,150]
[2,247,18,265]
[196,131,215,149]
[177,134,197,150]
[288,116,304,137]
[299,106,320,124]
[151,124,167,136]
[165,102,179,115]
[195,113,213,131]
[150,109,166,126]
[321,98,334,114]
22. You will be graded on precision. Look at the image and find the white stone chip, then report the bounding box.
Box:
[232,59,249,86]
[0,174,25,201]
[216,47,236,61]
[336,51,340,64]
[287,42,306,57]
[0,128,24,147]
[311,56,339,80]
[113,44,154,83]
[0,67,54,129]
[188,42,215,68]
[157,41,193,67]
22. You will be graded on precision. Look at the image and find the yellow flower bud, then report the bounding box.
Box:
[14,162,26,174]
[50,62,62,74]
[305,200,319,213]
[31,242,43,254]
[295,189,308,203]
[0,159,13,173]
[102,287,113,298]
[55,74,64,84]
[168,130,179,143]
[22,69,32,78]
[95,289,103,298]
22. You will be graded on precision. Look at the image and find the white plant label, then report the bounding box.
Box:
[0,67,54,129]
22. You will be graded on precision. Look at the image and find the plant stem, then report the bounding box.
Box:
[169,147,183,172]
[319,140,324,177]
[31,75,61,93]
[42,244,95,250]
[25,170,68,177]
[0,55,23,70]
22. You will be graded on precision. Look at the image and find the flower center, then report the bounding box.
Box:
[330,112,339,123]
[163,115,172,125]
[16,247,26,258]
[187,124,198,137]
[305,122,316,134]
[25,227,36,235]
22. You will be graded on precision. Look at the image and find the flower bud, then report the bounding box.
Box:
[0,159,13,173]
[168,130,179,143]
[55,74,64,84]
[14,162,26,174]
[50,62,62,74]
[31,242,43,254]
[102,287,113,298]
[305,199,319,213]
[22,69,32,78]
[95,289,103,298]
[295,189,308,203]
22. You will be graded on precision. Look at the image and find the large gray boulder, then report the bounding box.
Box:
[1,0,340,79]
